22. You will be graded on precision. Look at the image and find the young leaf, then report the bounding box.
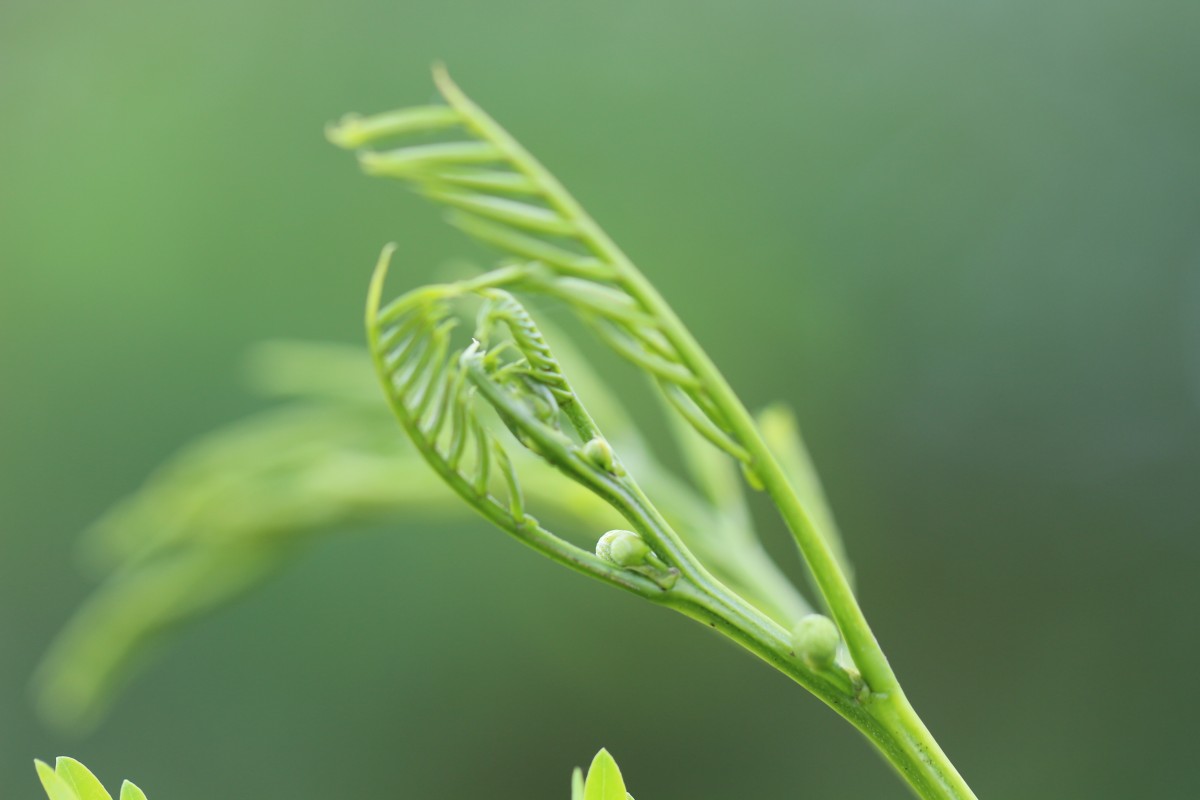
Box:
[366,250,681,594]
[56,757,113,800]
[119,781,148,800]
[330,67,749,473]
[33,760,145,800]
[329,71,899,682]
[35,761,77,800]
[571,767,584,800]
[43,335,747,730]
[583,749,627,800]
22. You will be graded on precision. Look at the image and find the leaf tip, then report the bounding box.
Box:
[324,113,362,149]
[432,62,468,109]
[584,748,627,800]
[120,780,148,800]
[35,759,75,800]
[366,242,399,331]
[571,766,584,800]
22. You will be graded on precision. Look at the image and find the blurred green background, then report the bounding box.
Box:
[3,0,1199,797]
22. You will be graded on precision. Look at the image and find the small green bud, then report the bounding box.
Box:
[596,529,651,566]
[792,614,840,669]
[582,437,614,470]
[581,437,622,474]
[595,530,677,589]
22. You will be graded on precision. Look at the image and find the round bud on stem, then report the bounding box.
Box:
[596,529,651,567]
[582,437,621,474]
[792,614,840,669]
[595,530,678,590]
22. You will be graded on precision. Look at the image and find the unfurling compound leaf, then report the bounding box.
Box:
[366,249,682,594]
[331,68,833,633]
[338,69,981,795]
[329,66,751,472]
[351,68,878,717]
[31,63,978,800]
[40,331,804,729]
[39,69,823,736]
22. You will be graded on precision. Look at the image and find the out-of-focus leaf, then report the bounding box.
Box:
[571,767,584,800]
[36,339,622,731]
[37,337,813,732]
[758,403,853,588]
[35,544,288,731]
[661,388,747,518]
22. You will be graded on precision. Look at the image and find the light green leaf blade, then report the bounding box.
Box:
[56,757,113,800]
[583,749,627,800]
[325,105,461,149]
[571,767,584,800]
[120,780,147,800]
[35,761,77,800]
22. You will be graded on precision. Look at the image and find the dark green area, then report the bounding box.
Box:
[2,0,1198,797]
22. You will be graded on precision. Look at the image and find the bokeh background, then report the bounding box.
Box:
[3,0,1199,797]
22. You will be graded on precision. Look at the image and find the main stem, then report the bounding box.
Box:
[629,271,977,799]
[669,580,977,800]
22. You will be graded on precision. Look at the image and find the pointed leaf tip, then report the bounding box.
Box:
[35,760,77,800]
[571,767,584,800]
[584,749,627,800]
[120,780,148,800]
[432,61,454,90]
[56,756,114,800]
[432,63,471,111]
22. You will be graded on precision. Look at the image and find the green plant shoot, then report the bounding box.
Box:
[333,67,979,800]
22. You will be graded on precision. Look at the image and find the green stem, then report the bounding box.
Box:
[543,238,977,797]
[868,690,980,800]
[616,271,977,800]
[668,580,976,800]
[570,201,977,800]
[601,453,976,800]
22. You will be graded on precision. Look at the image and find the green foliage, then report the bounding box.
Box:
[35,67,979,800]
[331,66,755,473]
[34,757,146,800]
[334,69,978,800]
[576,749,633,800]
[36,339,807,728]
[37,245,815,730]
[35,752,628,800]
[34,343,455,730]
